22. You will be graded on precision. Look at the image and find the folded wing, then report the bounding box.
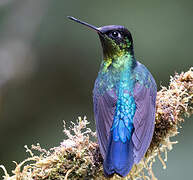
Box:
[93,89,117,158]
[132,81,157,163]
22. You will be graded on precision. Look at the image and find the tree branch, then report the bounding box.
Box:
[1,68,192,180]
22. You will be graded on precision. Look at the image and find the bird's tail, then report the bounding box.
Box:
[103,134,134,177]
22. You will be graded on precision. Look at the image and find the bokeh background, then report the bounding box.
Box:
[0,0,192,179]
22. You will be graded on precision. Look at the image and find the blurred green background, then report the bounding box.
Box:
[0,0,192,179]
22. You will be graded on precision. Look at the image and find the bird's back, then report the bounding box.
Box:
[93,60,157,177]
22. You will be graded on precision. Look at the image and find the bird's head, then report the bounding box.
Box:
[68,16,134,65]
[97,25,134,61]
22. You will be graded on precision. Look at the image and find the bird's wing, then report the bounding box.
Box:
[132,64,157,163]
[93,89,117,158]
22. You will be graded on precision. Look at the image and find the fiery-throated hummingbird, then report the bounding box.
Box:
[68,16,157,177]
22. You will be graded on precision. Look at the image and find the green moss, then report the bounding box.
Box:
[0,68,192,180]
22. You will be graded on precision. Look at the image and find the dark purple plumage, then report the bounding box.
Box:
[93,89,117,158]
[132,82,156,163]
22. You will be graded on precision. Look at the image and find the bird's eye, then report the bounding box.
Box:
[109,31,122,39]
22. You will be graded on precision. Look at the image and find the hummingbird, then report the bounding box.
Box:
[68,16,157,177]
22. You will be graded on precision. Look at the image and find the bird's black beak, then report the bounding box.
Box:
[67,16,102,34]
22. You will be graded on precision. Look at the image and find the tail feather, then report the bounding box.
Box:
[103,134,134,177]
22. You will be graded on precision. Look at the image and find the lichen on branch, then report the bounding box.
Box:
[1,68,193,180]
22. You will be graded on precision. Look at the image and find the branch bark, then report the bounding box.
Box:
[1,68,193,180]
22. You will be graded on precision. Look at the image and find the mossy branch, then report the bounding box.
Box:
[1,68,193,180]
